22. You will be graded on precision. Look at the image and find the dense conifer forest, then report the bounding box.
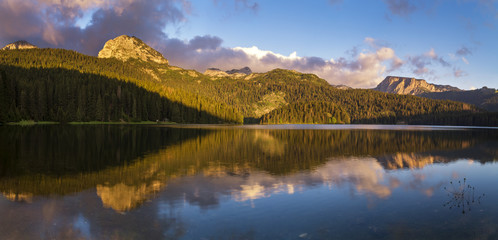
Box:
[0,66,234,123]
[260,102,350,124]
[0,49,243,123]
[0,48,496,126]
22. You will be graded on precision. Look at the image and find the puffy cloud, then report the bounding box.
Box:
[0,0,188,55]
[161,35,250,71]
[188,35,223,50]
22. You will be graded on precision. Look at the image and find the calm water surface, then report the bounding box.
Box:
[0,125,497,239]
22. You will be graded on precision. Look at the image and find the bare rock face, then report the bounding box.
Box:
[98,35,168,65]
[1,40,38,50]
[204,68,230,77]
[375,76,460,95]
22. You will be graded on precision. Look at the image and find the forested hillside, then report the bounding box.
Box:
[0,49,243,123]
[0,66,234,123]
[260,102,350,124]
[1,46,496,126]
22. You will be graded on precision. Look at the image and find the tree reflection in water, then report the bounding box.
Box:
[443,178,485,214]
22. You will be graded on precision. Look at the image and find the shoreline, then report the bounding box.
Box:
[2,120,176,126]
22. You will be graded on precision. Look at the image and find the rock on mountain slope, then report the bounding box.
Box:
[204,68,230,77]
[1,40,38,50]
[375,76,460,95]
[98,35,168,65]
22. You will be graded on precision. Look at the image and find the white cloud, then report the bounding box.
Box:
[233,46,301,61]
[462,57,469,64]
[377,47,396,60]
[425,48,437,59]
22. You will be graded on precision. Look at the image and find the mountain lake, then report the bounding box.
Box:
[0,124,497,239]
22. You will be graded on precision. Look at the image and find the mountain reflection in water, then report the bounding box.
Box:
[0,125,497,239]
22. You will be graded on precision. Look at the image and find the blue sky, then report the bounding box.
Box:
[0,0,496,89]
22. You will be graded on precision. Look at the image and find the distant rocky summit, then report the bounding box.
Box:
[98,35,168,65]
[375,76,497,111]
[375,76,460,95]
[1,40,38,50]
[204,67,253,78]
[226,67,252,75]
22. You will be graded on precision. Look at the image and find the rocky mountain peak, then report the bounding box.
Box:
[226,67,252,75]
[98,35,168,65]
[375,76,460,95]
[1,40,38,50]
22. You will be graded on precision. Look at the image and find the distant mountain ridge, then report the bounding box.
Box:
[375,76,460,95]
[375,76,497,111]
[204,67,253,78]
[1,40,38,50]
[419,87,498,112]
[226,67,252,75]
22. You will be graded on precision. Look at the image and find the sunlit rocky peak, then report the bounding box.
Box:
[375,76,460,95]
[1,40,38,50]
[98,35,168,65]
